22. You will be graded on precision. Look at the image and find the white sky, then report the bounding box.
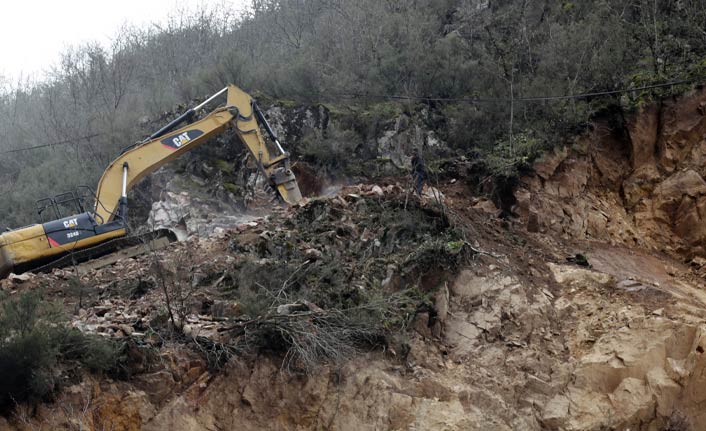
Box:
[0,0,250,83]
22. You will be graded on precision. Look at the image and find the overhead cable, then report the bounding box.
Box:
[331,78,700,103]
[0,133,104,155]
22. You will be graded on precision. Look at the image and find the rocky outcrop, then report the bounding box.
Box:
[375,110,444,169]
[540,257,706,430]
[514,86,706,258]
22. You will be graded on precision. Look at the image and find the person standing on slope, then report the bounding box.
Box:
[410,148,426,196]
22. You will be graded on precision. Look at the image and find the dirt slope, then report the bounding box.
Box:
[5,89,706,430]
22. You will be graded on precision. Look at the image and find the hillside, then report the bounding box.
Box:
[1,87,706,429]
[3,1,706,430]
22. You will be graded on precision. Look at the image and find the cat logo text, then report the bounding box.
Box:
[171,132,192,148]
[63,218,78,229]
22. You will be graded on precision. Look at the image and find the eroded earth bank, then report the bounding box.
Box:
[5,88,706,430]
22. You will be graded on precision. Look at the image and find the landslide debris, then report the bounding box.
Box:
[6,119,706,429]
[0,183,478,429]
[227,185,464,317]
[134,99,447,238]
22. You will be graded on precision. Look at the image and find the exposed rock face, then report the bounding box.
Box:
[145,355,486,431]
[514,87,706,258]
[540,261,706,430]
[264,104,330,150]
[536,246,706,430]
[375,111,443,169]
[16,254,706,431]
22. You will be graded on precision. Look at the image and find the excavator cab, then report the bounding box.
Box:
[36,187,95,223]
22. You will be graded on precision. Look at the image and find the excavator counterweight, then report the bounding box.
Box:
[0,84,302,279]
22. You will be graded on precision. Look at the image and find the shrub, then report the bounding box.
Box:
[0,291,123,413]
[0,292,59,410]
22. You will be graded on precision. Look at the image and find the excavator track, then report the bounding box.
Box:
[25,229,177,275]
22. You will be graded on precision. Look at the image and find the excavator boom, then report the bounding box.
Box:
[94,85,301,223]
[0,84,302,278]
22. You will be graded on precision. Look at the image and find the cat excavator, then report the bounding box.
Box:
[0,84,303,279]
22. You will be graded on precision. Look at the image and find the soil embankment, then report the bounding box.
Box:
[5,89,706,430]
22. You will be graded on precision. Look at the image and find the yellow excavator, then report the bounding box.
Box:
[0,84,302,278]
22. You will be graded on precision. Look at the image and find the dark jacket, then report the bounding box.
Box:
[411,155,426,179]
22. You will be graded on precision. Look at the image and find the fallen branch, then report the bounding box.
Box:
[269,259,313,307]
[185,292,415,374]
[466,242,504,259]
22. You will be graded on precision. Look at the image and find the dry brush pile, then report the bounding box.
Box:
[193,187,471,372]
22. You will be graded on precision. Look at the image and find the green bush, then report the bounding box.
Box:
[56,329,123,373]
[0,292,58,409]
[478,132,549,181]
[0,291,123,412]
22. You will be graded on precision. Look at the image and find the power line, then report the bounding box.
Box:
[330,78,701,103]
[0,133,104,155]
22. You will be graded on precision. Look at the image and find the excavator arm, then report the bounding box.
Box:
[94,84,302,223]
[0,84,302,278]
